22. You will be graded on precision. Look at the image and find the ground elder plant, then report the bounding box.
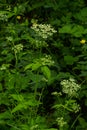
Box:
[0,0,87,130]
[30,22,57,48]
[52,78,81,129]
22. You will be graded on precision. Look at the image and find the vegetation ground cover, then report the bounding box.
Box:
[0,0,87,130]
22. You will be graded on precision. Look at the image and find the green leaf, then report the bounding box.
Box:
[71,25,84,37]
[41,66,51,79]
[59,24,72,33]
[24,64,32,71]
[25,62,41,71]
[0,111,12,120]
[59,24,84,37]
[11,103,26,113]
[64,55,78,65]
[32,62,41,71]
[11,94,24,102]
[80,7,87,17]
[12,100,41,113]
[57,72,72,79]
[78,117,87,128]
[0,83,2,91]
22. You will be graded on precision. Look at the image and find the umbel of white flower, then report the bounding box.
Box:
[0,14,8,21]
[56,117,67,127]
[12,44,23,53]
[60,78,80,97]
[31,23,57,39]
[34,55,54,66]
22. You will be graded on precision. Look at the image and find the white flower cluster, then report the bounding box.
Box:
[38,55,54,66]
[12,44,23,53]
[56,117,67,127]
[0,14,8,21]
[6,36,13,41]
[33,40,48,48]
[31,23,57,39]
[60,78,80,97]
[71,102,80,113]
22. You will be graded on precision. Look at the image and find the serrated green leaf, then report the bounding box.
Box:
[64,55,78,65]
[32,62,41,71]
[41,66,51,79]
[59,24,72,33]
[11,94,24,102]
[80,7,87,17]
[11,103,26,113]
[71,25,84,37]
[59,24,84,37]
[24,64,32,71]
[12,100,41,113]
[25,62,41,71]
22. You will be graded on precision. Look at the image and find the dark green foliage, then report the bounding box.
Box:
[0,0,87,130]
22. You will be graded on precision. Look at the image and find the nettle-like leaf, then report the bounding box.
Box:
[25,55,54,71]
[24,63,34,71]
[41,66,51,80]
[59,24,85,37]
[64,55,79,65]
[59,24,73,33]
[57,72,72,80]
[13,2,28,15]
[11,103,27,113]
[80,7,87,17]
[11,100,41,113]
[24,62,41,71]
[31,63,41,71]
[0,111,12,120]
[10,94,24,102]
[71,25,84,37]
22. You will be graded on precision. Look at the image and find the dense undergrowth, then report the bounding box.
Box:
[0,0,87,130]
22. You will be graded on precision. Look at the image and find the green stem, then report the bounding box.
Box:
[59,127,64,130]
[70,113,82,129]
[14,51,18,66]
[12,42,18,66]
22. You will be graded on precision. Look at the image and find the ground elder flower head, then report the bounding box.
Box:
[0,14,8,21]
[31,23,57,39]
[33,40,48,48]
[40,55,54,66]
[56,117,67,127]
[12,44,23,53]
[34,55,54,67]
[71,102,80,113]
[60,78,80,97]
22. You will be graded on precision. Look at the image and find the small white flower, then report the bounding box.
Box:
[56,117,67,127]
[31,23,57,39]
[60,78,80,97]
[12,44,23,53]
